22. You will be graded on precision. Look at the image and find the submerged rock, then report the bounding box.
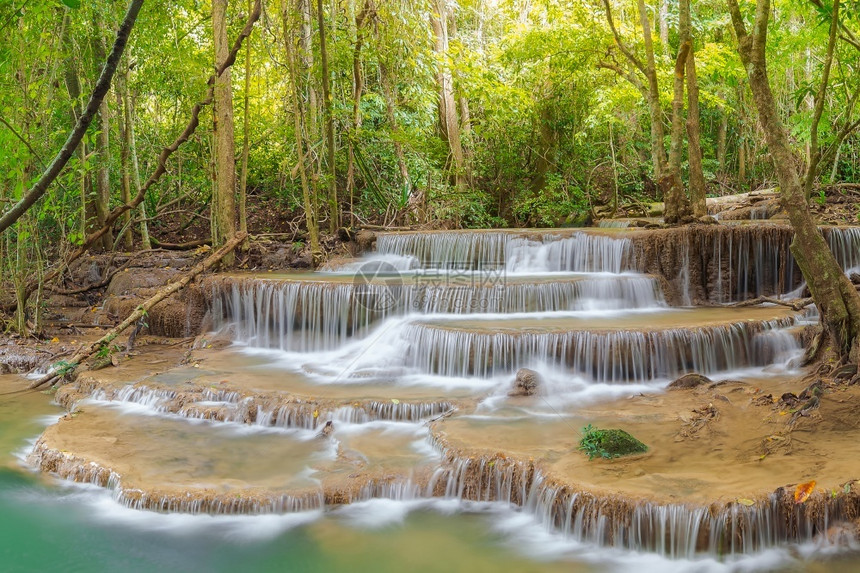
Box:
[668,373,712,390]
[509,368,541,397]
[317,420,334,439]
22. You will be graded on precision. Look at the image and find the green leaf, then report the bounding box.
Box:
[61,0,81,8]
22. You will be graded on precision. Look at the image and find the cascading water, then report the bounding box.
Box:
[207,273,665,351]
[397,315,800,381]
[27,225,860,568]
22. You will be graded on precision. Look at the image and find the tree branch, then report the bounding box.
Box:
[44,0,261,287]
[601,0,647,77]
[0,0,144,236]
[803,0,840,195]
[30,232,246,390]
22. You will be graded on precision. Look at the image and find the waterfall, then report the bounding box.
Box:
[207,274,665,351]
[400,316,799,382]
[505,233,635,273]
[427,439,859,558]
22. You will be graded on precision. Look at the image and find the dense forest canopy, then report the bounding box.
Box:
[1,0,860,296]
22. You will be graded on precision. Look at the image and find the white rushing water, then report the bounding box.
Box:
[26,227,860,569]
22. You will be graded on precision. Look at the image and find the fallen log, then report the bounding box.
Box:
[149,237,211,250]
[731,296,815,311]
[29,232,246,389]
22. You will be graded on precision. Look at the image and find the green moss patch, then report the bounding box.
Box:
[578,425,648,460]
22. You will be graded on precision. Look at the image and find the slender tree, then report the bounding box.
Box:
[212,0,237,265]
[682,0,706,218]
[317,0,339,232]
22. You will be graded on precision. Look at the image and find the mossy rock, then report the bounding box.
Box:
[579,425,648,460]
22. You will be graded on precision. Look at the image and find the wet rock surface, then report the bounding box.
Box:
[509,368,541,396]
[667,373,712,390]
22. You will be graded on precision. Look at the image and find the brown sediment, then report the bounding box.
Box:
[27,405,439,515]
[431,379,860,504]
[427,427,860,555]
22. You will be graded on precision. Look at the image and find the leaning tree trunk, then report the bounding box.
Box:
[0,0,143,237]
[431,0,467,190]
[729,0,860,361]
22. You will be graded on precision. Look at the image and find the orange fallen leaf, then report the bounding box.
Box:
[795,480,816,504]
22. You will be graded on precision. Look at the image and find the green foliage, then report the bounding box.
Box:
[511,175,588,228]
[52,360,78,378]
[578,425,648,460]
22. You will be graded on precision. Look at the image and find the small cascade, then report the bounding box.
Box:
[30,440,327,515]
[505,233,635,273]
[76,382,454,429]
[632,226,800,303]
[824,227,860,272]
[376,232,511,269]
[375,231,636,273]
[207,274,665,351]
[401,316,799,381]
[427,440,860,558]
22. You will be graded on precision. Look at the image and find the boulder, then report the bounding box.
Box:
[355,230,377,251]
[509,368,541,397]
[668,373,712,390]
[317,420,334,439]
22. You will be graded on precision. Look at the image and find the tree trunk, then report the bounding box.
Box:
[728,0,860,361]
[659,0,669,55]
[346,0,372,228]
[662,39,691,224]
[380,62,410,193]
[682,0,706,217]
[430,0,467,190]
[90,19,114,251]
[637,0,667,180]
[212,0,237,266]
[717,110,728,175]
[317,0,339,233]
[127,86,151,249]
[448,10,473,183]
[284,0,322,260]
[116,65,134,250]
[238,0,253,249]
[532,96,557,195]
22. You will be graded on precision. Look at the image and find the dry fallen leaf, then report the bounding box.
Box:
[795,480,816,504]
[737,498,755,506]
